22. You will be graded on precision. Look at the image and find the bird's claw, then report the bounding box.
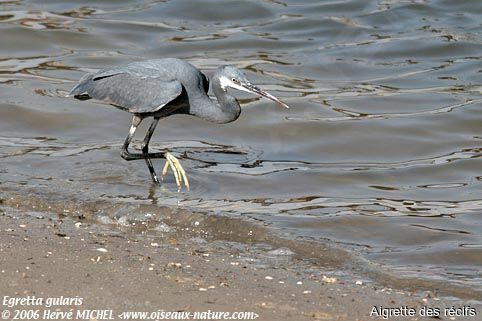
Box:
[161,152,190,192]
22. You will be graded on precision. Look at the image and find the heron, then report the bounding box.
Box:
[69,58,289,191]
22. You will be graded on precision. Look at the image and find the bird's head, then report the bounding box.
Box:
[215,66,289,109]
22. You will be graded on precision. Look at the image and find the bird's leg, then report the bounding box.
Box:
[119,116,164,160]
[139,117,189,190]
[120,115,143,161]
[120,116,189,190]
[141,117,161,184]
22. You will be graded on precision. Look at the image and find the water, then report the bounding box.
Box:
[1,0,481,300]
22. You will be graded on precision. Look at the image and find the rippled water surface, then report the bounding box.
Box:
[1,0,481,299]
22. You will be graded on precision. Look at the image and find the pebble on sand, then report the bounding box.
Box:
[322,275,337,284]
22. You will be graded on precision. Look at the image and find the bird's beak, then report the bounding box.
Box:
[241,82,290,109]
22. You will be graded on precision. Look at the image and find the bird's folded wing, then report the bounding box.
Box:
[70,71,183,114]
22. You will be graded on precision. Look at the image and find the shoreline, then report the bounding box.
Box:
[2,191,481,300]
[1,193,480,320]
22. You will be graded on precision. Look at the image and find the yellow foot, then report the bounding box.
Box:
[161,152,190,192]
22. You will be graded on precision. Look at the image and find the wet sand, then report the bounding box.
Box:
[1,0,481,301]
[2,200,479,321]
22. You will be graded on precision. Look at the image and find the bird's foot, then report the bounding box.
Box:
[161,152,190,192]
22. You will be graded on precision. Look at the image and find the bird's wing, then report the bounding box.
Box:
[70,71,183,114]
[201,72,210,93]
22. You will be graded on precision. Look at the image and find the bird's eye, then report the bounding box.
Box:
[231,78,238,83]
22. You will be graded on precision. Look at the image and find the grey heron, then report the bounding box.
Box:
[69,58,289,191]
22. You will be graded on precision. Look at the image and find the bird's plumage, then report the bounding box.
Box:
[69,58,208,116]
[72,73,183,114]
[69,58,288,188]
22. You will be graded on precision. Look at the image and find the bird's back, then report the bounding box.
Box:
[69,58,209,115]
[110,59,203,84]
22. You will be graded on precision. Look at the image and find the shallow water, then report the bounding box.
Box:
[0,0,481,299]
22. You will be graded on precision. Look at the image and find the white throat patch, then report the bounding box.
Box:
[219,76,231,91]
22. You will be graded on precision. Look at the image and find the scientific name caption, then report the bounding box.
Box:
[2,296,259,320]
[370,305,477,319]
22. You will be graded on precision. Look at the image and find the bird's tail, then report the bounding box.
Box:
[68,73,94,99]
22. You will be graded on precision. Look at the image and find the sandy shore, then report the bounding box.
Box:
[2,197,479,321]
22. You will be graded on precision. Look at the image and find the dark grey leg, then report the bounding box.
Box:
[120,116,165,184]
[141,117,160,183]
[120,116,165,160]
[120,116,143,161]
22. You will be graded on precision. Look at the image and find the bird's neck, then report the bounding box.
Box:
[190,79,241,124]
